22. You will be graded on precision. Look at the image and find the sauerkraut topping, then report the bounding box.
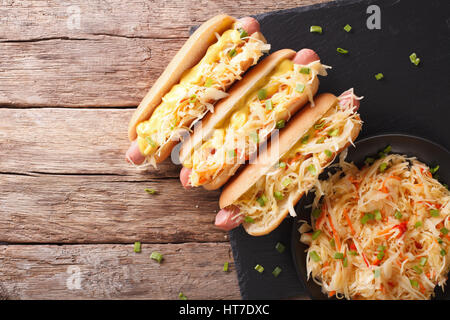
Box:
[301,154,450,300]
[185,59,329,187]
[136,25,270,167]
[232,91,361,227]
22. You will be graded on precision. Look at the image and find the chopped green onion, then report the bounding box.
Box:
[228,149,236,158]
[378,245,386,252]
[410,279,418,288]
[409,52,420,66]
[337,47,349,54]
[374,269,380,278]
[265,99,273,110]
[307,164,316,175]
[383,145,392,154]
[430,165,439,174]
[278,161,286,168]
[273,191,284,200]
[440,249,446,256]
[310,25,323,34]
[343,24,352,32]
[256,194,268,207]
[413,265,423,274]
[329,238,336,248]
[204,77,213,87]
[324,149,333,157]
[361,213,374,225]
[419,257,427,266]
[414,221,422,228]
[374,209,382,221]
[249,131,259,143]
[375,73,384,80]
[276,119,286,129]
[145,188,157,195]
[244,216,254,223]
[310,251,321,262]
[312,230,322,240]
[378,151,387,158]
[238,28,248,39]
[379,162,388,173]
[328,128,339,136]
[272,266,282,277]
[134,242,141,253]
[179,292,188,300]
[365,157,375,165]
[314,121,325,130]
[438,238,443,244]
[377,251,385,261]
[189,94,197,103]
[430,209,440,217]
[223,262,229,272]
[440,227,449,235]
[312,208,322,218]
[295,83,305,93]
[334,252,344,259]
[257,88,267,100]
[282,177,292,187]
[145,136,157,148]
[275,242,286,253]
[254,264,264,273]
[348,250,358,256]
[343,257,348,267]
[317,136,326,144]
[299,67,310,74]
[394,210,402,220]
[301,134,309,144]
[150,251,163,263]
[228,48,237,57]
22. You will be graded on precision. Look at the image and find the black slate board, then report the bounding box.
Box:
[228,0,450,299]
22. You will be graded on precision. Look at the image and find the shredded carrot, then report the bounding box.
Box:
[328,214,341,251]
[328,290,336,297]
[343,209,356,235]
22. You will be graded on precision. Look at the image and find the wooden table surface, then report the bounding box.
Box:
[0,0,328,299]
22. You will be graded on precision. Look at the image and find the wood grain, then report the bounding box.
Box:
[0,0,330,107]
[0,243,239,299]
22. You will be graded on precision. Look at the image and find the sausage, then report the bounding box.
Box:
[292,48,320,65]
[237,17,260,35]
[339,89,360,111]
[126,140,146,165]
[215,205,243,231]
[180,166,192,189]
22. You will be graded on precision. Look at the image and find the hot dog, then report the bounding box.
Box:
[216,90,362,235]
[126,15,269,166]
[179,48,329,190]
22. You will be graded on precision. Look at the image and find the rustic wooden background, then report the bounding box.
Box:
[0,0,328,299]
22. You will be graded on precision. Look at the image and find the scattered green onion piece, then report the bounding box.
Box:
[410,279,418,288]
[254,264,264,273]
[307,164,316,175]
[299,67,310,74]
[415,221,422,228]
[334,252,344,259]
[361,213,374,225]
[301,134,309,144]
[145,188,157,195]
[375,73,384,80]
[378,151,387,158]
[377,251,385,261]
[328,128,339,136]
[273,191,284,200]
[150,251,163,263]
[310,251,321,262]
[348,250,358,256]
[343,257,348,267]
[374,269,380,278]
[438,238,443,244]
[379,163,388,173]
[409,52,420,66]
[179,292,188,300]
[337,47,349,54]
[314,121,325,129]
[223,262,229,272]
[134,242,141,253]
[275,242,286,253]
[256,194,268,207]
[413,265,423,274]
[282,177,292,187]
[365,157,375,165]
[383,145,392,154]
[257,88,267,100]
[312,230,322,240]
[324,149,333,157]
[244,216,255,223]
[374,209,382,221]
[276,119,286,129]
[430,209,440,217]
[278,161,286,168]
[343,24,352,32]
[204,78,213,88]
[312,208,322,218]
[310,25,323,34]
[378,245,386,252]
[189,94,197,103]
[317,136,326,144]
[430,165,440,174]
[419,257,427,266]
[228,48,237,57]
[265,99,273,110]
[272,266,282,277]
[238,28,248,39]
[440,227,449,235]
[440,249,446,256]
[329,238,336,248]
[296,83,305,93]
[394,210,402,220]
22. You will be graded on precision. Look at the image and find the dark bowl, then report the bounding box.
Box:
[291,133,450,300]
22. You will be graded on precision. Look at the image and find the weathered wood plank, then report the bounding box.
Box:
[0,0,331,107]
[0,173,225,243]
[0,243,240,299]
[0,0,330,40]
[0,108,180,176]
